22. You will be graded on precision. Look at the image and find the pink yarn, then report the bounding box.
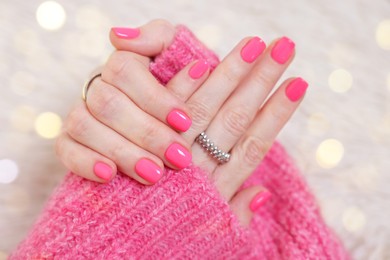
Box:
[10,26,349,260]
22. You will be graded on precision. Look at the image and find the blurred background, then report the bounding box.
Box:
[0,0,389,258]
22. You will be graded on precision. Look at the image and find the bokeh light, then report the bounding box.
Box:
[316,139,344,168]
[342,206,366,233]
[376,19,390,50]
[34,112,62,139]
[0,159,19,184]
[328,69,353,93]
[36,1,66,31]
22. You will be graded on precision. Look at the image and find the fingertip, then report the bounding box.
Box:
[249,190,272,212]
[109,19,175,56]
[134,158,164,185]
[188,59,210,80]
[111,27,141,40]
[229,186,271,227]
[93,161,117,183]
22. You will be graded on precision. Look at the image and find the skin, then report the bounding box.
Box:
[56,19,306,226]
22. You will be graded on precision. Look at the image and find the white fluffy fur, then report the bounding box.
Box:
[1,0,389,258]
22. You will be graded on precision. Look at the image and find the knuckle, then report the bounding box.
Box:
[88,83,121,121]
[220,62,242,85]
[139,92,158,112]
[139,120,161,147]
[187,100,212,129]
[152,19,174,31]
[150,19,175,50]
[269,105,290,126]
[105,51,134,83]
[66,107,90,139]
[252,67,276,88]
[110,143,127,162]
[239,135,271,167]
[222,106,251,137]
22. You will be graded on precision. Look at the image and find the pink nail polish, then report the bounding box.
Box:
[93,162,113,181]
[249,190,272,212]
[271,37,295,64]
[240,37,266,63]
[167,109,192,132]
[165,143,192,169]
[285,77,309,102]
[188,60,210,79]
[135,158,163,184]
[111,27,140,39]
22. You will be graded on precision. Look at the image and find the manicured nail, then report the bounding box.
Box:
[135,158,163,184]
[167,109,192,132]
[93,162,113,181]
[285,77,309,102]
[165,143,192,169]
[111,27,140,39]
[249,190,272,212]
[271,37,295,64]
[240,36,266,63]
[188,60,209,79]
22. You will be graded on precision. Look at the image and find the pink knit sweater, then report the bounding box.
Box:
[10,26,349,259]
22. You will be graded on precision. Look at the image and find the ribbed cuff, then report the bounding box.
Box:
[10,167,252,259]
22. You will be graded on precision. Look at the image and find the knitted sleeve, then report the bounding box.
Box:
[10,26,349,260]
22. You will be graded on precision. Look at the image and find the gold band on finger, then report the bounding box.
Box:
[82,73,102,102]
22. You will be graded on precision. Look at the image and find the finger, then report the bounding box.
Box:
[214,77,308,199]
[192,37,295,171]
[64,102,166,185]
[102,51,192,132]
[229,186,271,227]
[85,80,192,170]
[55,132,117,183]
[182,36,266,145]
[165,59,210,101]
[110,19,175,56]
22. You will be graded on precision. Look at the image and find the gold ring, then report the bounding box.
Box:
[82,73,102,102]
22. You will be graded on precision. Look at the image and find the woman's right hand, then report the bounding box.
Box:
[56,20,307,225]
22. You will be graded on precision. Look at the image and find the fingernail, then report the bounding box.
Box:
[249,190,272,212]
[271,36,295,64]
[167,109,192,132]
[93,162,113,181]
[165,143,192,169]
[111,27,140,39]
[135,158,163,184]
[285,77,309,102]
[240,36,266,63]
[188,59,210,79]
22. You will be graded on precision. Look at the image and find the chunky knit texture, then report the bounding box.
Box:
[10,26,349,260]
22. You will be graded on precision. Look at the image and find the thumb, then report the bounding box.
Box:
[229,186,272,227]
[109,19,176,57]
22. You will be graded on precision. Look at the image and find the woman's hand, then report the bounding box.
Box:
[57,20,210,185]
[56,20,308,226]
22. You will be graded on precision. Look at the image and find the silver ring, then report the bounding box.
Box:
[82,73,101,101]
[196,132,231,164]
